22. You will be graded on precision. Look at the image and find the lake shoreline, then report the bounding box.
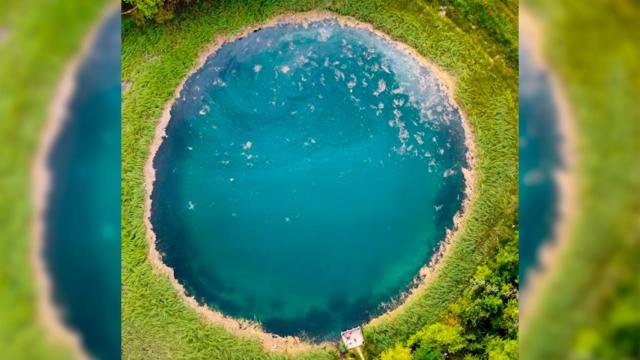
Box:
[143,10,477,354]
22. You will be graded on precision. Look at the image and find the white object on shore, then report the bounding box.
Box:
[341,326,364,349]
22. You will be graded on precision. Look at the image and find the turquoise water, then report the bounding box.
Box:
[152,20,468,339]
[44,12,120,359]
[519,28,564,285]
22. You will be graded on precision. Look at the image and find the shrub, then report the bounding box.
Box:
[123,0,192,23]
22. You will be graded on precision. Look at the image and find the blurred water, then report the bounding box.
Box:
[44,11,120,360]
[151,20,468,339]
[518,25,563,286]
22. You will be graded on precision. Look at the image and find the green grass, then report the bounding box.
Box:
[520,1,640,359]
[121,0,518,358]
[423,0,518,68]
[0,0,107,358]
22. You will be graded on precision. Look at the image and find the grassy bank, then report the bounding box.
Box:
[520,1,640,358]
[0,0,107,358]
[121,0,517,358]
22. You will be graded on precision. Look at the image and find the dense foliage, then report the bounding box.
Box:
[123,0,192,23]
[380,231,518,360]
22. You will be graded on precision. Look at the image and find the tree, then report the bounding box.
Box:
[410,322,468,355]
[486,338,517,360]
[122,0,191,23]
[380,344,412,360]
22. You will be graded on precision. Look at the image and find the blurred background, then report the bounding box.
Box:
[0,0,638,359]
[0,1,120,359]
[519,0,639,359]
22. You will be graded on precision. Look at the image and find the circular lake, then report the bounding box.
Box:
[151,18,468,339]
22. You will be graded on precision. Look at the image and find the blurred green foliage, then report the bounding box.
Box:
[0,0,107,359]
[520,0,640,359]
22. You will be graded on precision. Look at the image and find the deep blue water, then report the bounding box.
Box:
[44,11,120,360]
[519,28,564,286]
[152,20,468,339]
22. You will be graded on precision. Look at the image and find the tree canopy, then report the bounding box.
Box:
[123,0,190,23]
[381,231,519,359]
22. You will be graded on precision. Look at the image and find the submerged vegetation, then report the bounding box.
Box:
[122,0,517,358]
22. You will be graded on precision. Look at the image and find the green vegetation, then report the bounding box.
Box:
[122,0,517,358]
[520,1,640,359]
[0,0,107,358]
[380,231,518,359]
[424,0,518,68]
[123,0,188,23]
